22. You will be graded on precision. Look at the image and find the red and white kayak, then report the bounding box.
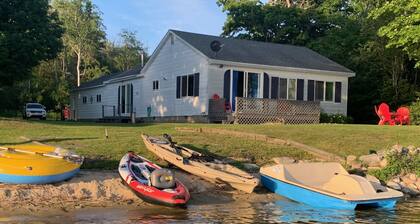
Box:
[118,151,190,207]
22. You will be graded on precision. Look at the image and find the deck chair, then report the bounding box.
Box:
[374,103,395,125]
[394,107,410,125]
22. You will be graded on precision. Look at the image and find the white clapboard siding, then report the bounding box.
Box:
[139,33,209,117]
[207,64,349,115]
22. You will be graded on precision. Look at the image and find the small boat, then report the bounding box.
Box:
[260,162,403,210]
[0,144,83,184]
[141,134,259,193]
[118,151,190,207]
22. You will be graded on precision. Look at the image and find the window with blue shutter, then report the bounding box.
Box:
[223,70,230,100]
[271,77,279,99]
[297,79,304,101]
[307,80,314,101]
[263,73,269,98]
[176,77,181,98]
[193,73,200,96]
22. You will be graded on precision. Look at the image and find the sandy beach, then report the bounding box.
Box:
[0,170,278,213]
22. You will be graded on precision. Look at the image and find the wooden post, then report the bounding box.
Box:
[105,128,108,139]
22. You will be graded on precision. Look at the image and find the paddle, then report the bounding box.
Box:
[0,146,83,163]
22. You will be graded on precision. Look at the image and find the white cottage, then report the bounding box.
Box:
[70,30,355,122]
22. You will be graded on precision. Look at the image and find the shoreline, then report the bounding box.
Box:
[0,170,279,213]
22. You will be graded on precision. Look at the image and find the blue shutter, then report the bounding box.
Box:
[223,70,230,101]
[335,82,342,103]
[194,73,200,96]
[263,73,269,98]
[297,79,304,101]
[130,84,133,113]
[271,77,279,99]
[117,86,120,115]
[307,80,314,101]
[176,76,181,98]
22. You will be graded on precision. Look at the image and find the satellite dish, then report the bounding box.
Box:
[210,40,223,53]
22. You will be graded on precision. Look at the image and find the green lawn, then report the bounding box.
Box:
[1,119,419,169]
[0,119,312,169]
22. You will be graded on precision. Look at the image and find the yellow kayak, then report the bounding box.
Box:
[0,144,83,184]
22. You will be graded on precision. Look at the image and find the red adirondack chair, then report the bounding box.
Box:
[375,103,395,125]
[394,107,410,125]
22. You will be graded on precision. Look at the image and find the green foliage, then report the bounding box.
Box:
[409,98,420,125]
[52,0,106,86]
[320,113,353,124]
[369,150,420,182]
[369,0,420,68]
[0,0,62,90]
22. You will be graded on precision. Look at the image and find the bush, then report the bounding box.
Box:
[320,113,353,124]
[369,150,420,182]
[409,99,420,125]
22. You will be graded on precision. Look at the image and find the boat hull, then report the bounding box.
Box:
[261,175,399,210]
[0,168,80,184]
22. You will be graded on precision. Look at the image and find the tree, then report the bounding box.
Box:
[369,0,420,68]
[0,0,62,88]
[113,30,147,71]
[52,0,106,86]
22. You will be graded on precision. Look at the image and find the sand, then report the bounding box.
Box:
[0,170,277,213]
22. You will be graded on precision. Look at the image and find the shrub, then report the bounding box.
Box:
[320,113,353,124]
[409,99,420,125]
[369,150,420,182]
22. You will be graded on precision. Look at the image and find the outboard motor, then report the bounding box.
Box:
[150,168,176,189]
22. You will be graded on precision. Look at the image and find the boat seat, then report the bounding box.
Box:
[283,162,348,187]
[321,174,377,196]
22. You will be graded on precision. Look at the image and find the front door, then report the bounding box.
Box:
[118,84,133,116]
[230,70,260,111]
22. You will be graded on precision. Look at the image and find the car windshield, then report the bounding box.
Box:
[27,104,43,109]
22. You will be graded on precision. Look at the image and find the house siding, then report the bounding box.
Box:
[207,64,349,115]
[139,33,209,118]
[70,78,141,120]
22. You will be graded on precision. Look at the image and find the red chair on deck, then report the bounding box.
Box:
[394,107,410,125]
[375,103,395,125]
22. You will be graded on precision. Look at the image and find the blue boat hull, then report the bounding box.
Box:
[0,168,80,184]
[261,174,399,210]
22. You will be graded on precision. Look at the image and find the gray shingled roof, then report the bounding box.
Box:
[75,64,142,90]
[171,30,353,74]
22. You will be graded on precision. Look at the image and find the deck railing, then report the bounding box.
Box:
[234,97,320,124]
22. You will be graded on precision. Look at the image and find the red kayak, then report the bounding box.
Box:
[118,151,190,207]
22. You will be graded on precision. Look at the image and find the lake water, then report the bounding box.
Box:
[1,197,418,223]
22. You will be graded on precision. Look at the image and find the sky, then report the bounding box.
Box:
[92,0,228,54]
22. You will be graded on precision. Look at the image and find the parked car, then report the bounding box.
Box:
[23,103,47,120]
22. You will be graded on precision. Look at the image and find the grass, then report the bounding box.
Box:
[0,119,312,169]
[1,118,419,169]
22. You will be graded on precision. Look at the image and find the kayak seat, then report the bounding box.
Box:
[130,164,147,182]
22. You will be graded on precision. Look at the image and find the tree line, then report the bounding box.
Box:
[1,0,418,123]
[217,0,419,123]
[0,0,147,113]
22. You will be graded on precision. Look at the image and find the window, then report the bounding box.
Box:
[96,94,101,102]
[270,77,289,99]
[247,72,259,98]
[315,81,324,101]
[288,79,296,100]
[152,80,159,90]
[90,96,93,104]
[188,75,194,96]
[325,82,334,101]
[279,78,287,99]
[82,96,87,104]
[176,73,200,98]
[181,76,187,97]
[297,79,304,100]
